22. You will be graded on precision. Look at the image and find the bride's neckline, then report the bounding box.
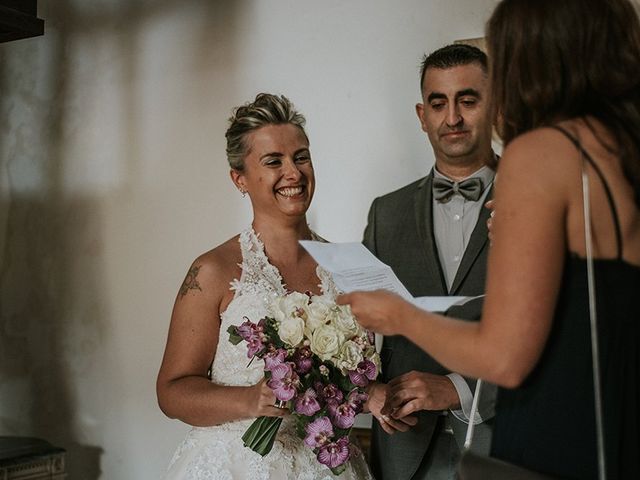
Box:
[220,227,334,318]
[244,227,287,294]
[241,226,324,294]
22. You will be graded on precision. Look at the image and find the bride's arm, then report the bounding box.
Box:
[340,129,574,388]
[156,247,285,426]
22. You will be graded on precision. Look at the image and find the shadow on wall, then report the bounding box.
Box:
[0,2,106,477]
[0,0,243,478]
[0,198,106,479]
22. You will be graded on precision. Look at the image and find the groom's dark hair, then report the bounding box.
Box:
[419,43,488,91]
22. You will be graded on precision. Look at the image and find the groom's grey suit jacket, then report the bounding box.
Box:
[363,172,496,480]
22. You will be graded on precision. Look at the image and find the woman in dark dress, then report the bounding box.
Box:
[338,0,640,478]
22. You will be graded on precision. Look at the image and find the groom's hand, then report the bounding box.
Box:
[382,371,460,419]
[366,382,418,435]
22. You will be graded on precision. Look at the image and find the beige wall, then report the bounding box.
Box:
[0,1,498,478]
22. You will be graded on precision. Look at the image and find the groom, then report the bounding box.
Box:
[364,44,497,480]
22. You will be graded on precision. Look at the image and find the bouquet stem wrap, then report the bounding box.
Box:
[242,416,283,456]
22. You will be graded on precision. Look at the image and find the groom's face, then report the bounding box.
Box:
[416,63,491,168]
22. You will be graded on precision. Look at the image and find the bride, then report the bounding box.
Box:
[156,93,372,479]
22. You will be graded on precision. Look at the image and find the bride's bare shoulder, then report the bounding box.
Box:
[180,235,242,295]
[204,234,242,265]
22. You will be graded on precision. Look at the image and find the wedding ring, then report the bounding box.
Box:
[274,400,287,409]
[381,414,390,422]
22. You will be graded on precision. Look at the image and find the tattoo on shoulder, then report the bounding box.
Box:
[179,265,203,297]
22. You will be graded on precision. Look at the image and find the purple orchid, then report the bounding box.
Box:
[367,330,375,346]
[294,388,322,416]
[328,401,356,429]
[347,389,369,415]
[246,337,264,358]
[267,362,299,401]
[317,436,351,468]
[304,416,334,448]
[292,346,314,374]
[256,318,268,338]
[236,319,270,358]
[315,382,344,405]
[236,319,255,341]
[263,348,287,371]
[348,359,377,387]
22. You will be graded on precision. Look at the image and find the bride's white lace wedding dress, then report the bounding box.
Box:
[163,228,373,480]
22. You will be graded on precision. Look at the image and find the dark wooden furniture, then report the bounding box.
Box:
[0,437,66,480]
[0,0,44,43]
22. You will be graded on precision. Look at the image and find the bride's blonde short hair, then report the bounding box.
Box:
[225,93,308,170]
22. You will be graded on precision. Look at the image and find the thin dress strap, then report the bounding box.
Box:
[551,125,623,260]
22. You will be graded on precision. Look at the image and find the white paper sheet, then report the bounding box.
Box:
[413,296,470,312]
[300,240,481,312]
[299,240,413,300]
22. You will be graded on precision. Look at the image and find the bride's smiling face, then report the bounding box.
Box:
[232,123,315,220]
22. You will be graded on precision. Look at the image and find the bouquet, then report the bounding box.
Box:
[228,291,380,475]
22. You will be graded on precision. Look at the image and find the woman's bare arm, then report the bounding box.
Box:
[156,246,285,426]
[340,128,579,388]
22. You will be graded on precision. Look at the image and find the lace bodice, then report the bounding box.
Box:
[210,227,336,387]
[164,227,371,480]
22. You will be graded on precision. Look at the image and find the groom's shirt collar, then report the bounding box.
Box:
[431,163,495,292]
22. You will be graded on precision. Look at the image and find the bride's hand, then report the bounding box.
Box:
[337,290,413,336]
[248,378,289,418]
[366,382,418,434]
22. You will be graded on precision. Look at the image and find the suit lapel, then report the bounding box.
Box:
[414,173,448,294]
[450,185,494,294]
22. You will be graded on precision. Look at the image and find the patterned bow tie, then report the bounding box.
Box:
[432,177,484,202]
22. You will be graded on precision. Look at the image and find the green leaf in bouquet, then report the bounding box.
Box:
[334,426,352,438]
[227,325,243,345]
[262,318,287,349]
[330,463,348,476]
[325,367,355,393]
[339,377,358,393]
[295,418,307,439]
[263,318,280,337]
[241,415,283,456]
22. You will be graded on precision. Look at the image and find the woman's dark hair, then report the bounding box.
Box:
[487,0,640,206]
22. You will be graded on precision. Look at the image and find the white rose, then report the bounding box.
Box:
[278,315,306,347]
[270,292,309,323]
[338,340,364,372]
[309,293,332,304]
[310,324,344,361]
[307,294,334,317]
[303,298,332,337]
[327,305,359,338]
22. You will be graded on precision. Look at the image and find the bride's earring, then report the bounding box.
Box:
[239,188,247,198]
